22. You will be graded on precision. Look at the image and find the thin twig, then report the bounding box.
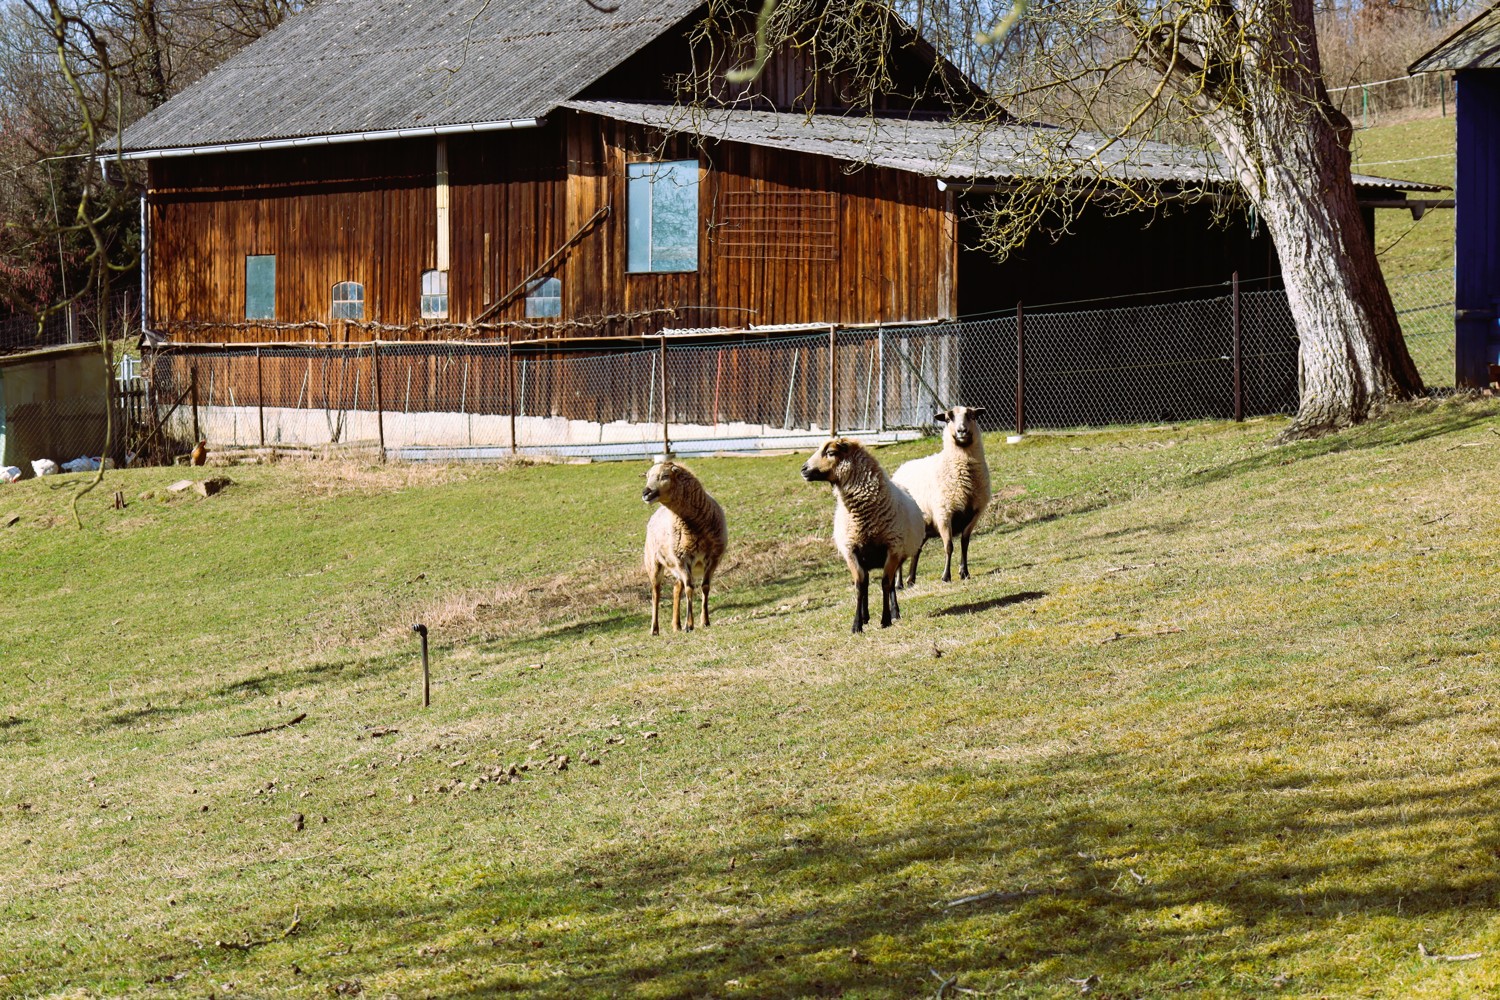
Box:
[943,887,1039,908]
[233,713,307,738]
[216,908,301,950]
[930,969,959,999]
[1418,943,1481,962]
[1100,627,1182,644]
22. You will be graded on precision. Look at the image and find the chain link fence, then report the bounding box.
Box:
[1390,268,1455,388]
[0,292,139,357]
[0,271,1456,474]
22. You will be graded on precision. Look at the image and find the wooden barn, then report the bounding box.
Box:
[1413,5,1500,388]
[110,0,1440,453]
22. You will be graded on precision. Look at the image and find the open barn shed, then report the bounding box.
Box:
[112,0,1440,456]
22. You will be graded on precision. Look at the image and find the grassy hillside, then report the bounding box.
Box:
[5,405,1500,998]
[1352,113,1456,278]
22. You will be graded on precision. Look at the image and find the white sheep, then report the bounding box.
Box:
[642,460,728,635]
[800,437,926,633]
[892,405,992,584]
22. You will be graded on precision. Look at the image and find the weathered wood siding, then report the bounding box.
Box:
[148,110,954,343]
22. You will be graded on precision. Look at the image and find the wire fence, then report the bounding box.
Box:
[0,270,1457,476]
[1329,72,1453,128]
[0,292,139,357]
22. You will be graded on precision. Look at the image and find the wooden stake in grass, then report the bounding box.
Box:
[412,623,430,707]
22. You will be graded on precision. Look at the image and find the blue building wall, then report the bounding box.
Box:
[1456,70,1500,387]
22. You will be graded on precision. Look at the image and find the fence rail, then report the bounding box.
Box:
[0,270,1457,475]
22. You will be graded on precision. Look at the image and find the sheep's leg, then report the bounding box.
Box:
[905,539,926,587]
[851,566,868,633]
[940,526,955,583]
[701,572,712,628]
[882,552,904,626]
[953,510,977,580]
[649,565,662,636]
[672,578,685,632]
[683,581,696,632]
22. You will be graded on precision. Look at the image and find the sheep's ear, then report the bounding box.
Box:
[933,410,950,423]
[970,407,987,420]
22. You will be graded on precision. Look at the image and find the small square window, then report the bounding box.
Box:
[421,270,448,319]
[246,255,275,320]
[525,277,561,318]
[627,160,699,273]
[332,281,365,320]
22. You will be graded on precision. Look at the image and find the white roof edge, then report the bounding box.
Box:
[110,117,546,161]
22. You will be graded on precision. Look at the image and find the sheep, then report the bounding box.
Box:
[800,437,926,633]
[642,460,728,635]
[892,405,991,585]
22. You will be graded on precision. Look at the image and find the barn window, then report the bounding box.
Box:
[420,270,448,319]
[246,255,275,320]
[331,281,365,320]
[627,160,699,273]
[525,277,561,318]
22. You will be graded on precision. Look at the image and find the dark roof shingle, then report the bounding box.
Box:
[565,100,1445,192]
[119,0,701,152]
[1411,3,1500,72]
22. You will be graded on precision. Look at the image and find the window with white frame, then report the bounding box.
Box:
[331,281,365,320]
[525,277,561,318]
[421,270,448,319]
[627,160,699,273]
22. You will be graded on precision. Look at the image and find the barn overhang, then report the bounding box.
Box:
[110,117,547,162]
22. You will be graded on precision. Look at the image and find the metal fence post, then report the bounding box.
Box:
[877,326,885,433]
[507,331,517,455]
[256,346,266,447]
[1232,271,1243,422]
[372,340,385,460]
[1015,301,1026,436]
[190,364,200,444]
[828,324,838,435]
[660,335,670,457]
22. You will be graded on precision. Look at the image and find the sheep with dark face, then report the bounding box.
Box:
[642,460,728,635]
[801,437,925,633]
[892,405,991,584]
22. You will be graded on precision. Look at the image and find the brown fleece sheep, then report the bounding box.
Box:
[800,437,925,633]
[892,405,992,584]
[642,460,728,635]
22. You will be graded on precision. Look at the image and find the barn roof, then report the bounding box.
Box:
[117,0,703,153]
[1411,3,1500,72]
[565,100,1446,193]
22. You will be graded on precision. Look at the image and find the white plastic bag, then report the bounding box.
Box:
[0,466,20,483]
[31,458,58,477]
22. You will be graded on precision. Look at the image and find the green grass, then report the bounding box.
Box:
[6,405,1500,998]
[1351,113,1456,278]
[1349,112,1457,385]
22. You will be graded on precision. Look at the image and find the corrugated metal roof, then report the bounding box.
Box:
[1411,3,1500,72]
[119,0,701,152]
[565,100,1445,193]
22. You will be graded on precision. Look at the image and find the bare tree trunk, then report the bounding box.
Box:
[1208,99,1424,437]
[1153,0,1425,438]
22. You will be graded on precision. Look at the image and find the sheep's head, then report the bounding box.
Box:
[801,437,857,483]
[642,461,683,503]
[934,406,986,448]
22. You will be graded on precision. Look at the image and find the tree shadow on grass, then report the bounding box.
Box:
[1185,400,1498,488]
[270,752,1500,999]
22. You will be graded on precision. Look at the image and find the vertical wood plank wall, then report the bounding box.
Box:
[147,110,953,344]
